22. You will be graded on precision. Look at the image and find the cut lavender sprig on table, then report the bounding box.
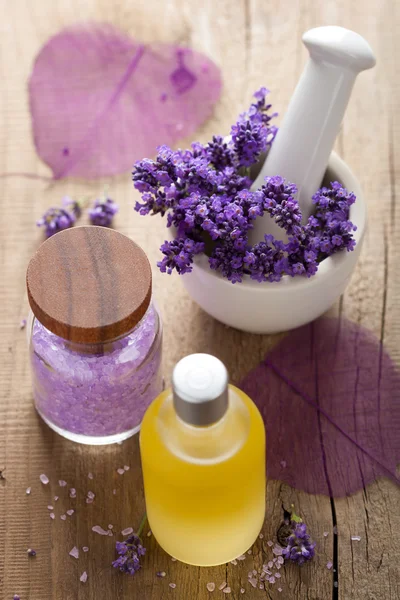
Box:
[37,206,76,238]
[132,88,356,284]
[88,196,118,227]
[277,510,316,566]
[112,515,147,576]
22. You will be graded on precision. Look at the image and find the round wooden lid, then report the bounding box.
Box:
[27,226,152,344]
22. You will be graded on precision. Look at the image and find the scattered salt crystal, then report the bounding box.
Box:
[54,496,59,501]
[333,525,338,535]
[69,488,76,498]
[40,474,49,485]
[268,561,273,569]
[86,498,93,504]
[323,531,329,537]
[169,583,176,589]
[47,505,54,510]
[230,559,237,565]
[351,535,361,541]
[326,561,333,570]
[147,530,152,537]
[237,554,246,561]
[157,571,166,578]
[92,525,109,536]
[240,589,245,594]
[275,563,281,570]
[124,465,130,471]
[280,460,287,468]
[59,480,67,487]
[26,487,31,495]
[171,557,177,561]
[206,582,215,592]
[269,576,276,584]
[222,587,231,594]
[108,524,113,530]
[278,588,282,592]
[248,578,257,588]
[80,571,88,583]
[87,491,95,500]
[275,572,281,578]
[60,514,67,520]
[117,468,125,475]
[121,527,134,536]
[277,556,284,565]
[247,549,252,555]
[218,582,227,590]
[88,473,93,479]
[83,546,89,552]
[49,513,55,520]
[108,531,113,536]
[69,546,79,559]
[267,540,273,547]
[259,533,264,539]
[273,545,283,556]
[334,582,338,588]
[67,509,74,516]
[247,571,253,578]
[259,584,264,590]
[252,569,257,575]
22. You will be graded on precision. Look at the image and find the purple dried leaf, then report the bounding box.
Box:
[29,24,221,179]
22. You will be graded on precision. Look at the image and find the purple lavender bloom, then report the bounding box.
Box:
[281,521,316,566]
[89,197,118,227]
[62,195,82,218]
[37,207,75,237]
[112,533,146,576]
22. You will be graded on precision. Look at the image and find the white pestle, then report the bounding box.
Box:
[249,26,376,244]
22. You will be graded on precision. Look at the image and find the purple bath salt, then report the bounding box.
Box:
[26,227,163,444]
[30,304,162,440]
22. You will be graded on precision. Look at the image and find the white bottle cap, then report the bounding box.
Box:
[172,354,229,426]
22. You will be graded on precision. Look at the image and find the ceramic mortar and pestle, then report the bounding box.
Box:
[176,26,376,334]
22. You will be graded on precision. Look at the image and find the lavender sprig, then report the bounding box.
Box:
[277,510,316,566]
[37,207,76,238]
[112,515,147,576]
[89,196,118,227]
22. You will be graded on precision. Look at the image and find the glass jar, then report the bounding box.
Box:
[26,226,163,445]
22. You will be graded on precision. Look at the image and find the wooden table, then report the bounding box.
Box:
[1,1,399,598]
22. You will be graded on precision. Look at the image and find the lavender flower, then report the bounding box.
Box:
[132,89,357,284]
[277,511,316,566]
[112,533,146,575]
[89,196,118,227]
[37,207,75,238]
[27,548,36,557]
[62,195,83,218]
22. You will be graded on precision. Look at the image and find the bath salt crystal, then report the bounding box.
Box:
[277,556,284,565]
[66,509,74,516]
[59,480,67,487]
[82,546,89,552]
[218,582,227,590]
[247,572,253,579]
[117,468,125,475]
[248,578,257,588]
[69,488,76,498]
[108,524,113,530]
[171,557,177,561]
[259,533,264,539]
[92,525,109,536]
[222,588,231,594]
[124,465,130,471]
[69,546,79,559]
[268,561,273,569]
[252,569,257,576]
[247,549,252,555]
[333,526,338,535]
[47,505,54,510]
[326,561,333,569]
[26,487,31,495]
[267,540,273,547]
[121,527,134,536]
[60,514,67,520]
[334,582,338,588]
[280,460,287,468]
[80,571,88,583]
[169,583,176,589]
[259,584,264,590]
[112,489,117,495]
[88,473,93,479]
[87,491,95,500]
[49,513,55,520]
[278,588,282,592]
[54,496,59,501]
[323,531,329,537]
[240,589,245,594]
[275,572,281,578]
[269,576,276,584]
[206,582,215,592]
[237,554,246,561]
[157,571,166,578]
[40,474,49,485]
[351,535,361,541]
[273,545,283,556]
[230,559,237,565]
[147,530,152,537]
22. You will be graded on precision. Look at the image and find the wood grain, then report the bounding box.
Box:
[0,1,399,599]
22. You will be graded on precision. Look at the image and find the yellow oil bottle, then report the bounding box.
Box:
[140,353,266,566]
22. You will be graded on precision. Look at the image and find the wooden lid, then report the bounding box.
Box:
[27,226,152,344]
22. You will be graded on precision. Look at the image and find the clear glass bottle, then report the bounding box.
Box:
[26,226,163,445]
[140,354,266,566]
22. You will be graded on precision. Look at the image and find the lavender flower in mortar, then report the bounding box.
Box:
[89,196,118,227]
[37,206,76,237]
[112,515,147,576]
